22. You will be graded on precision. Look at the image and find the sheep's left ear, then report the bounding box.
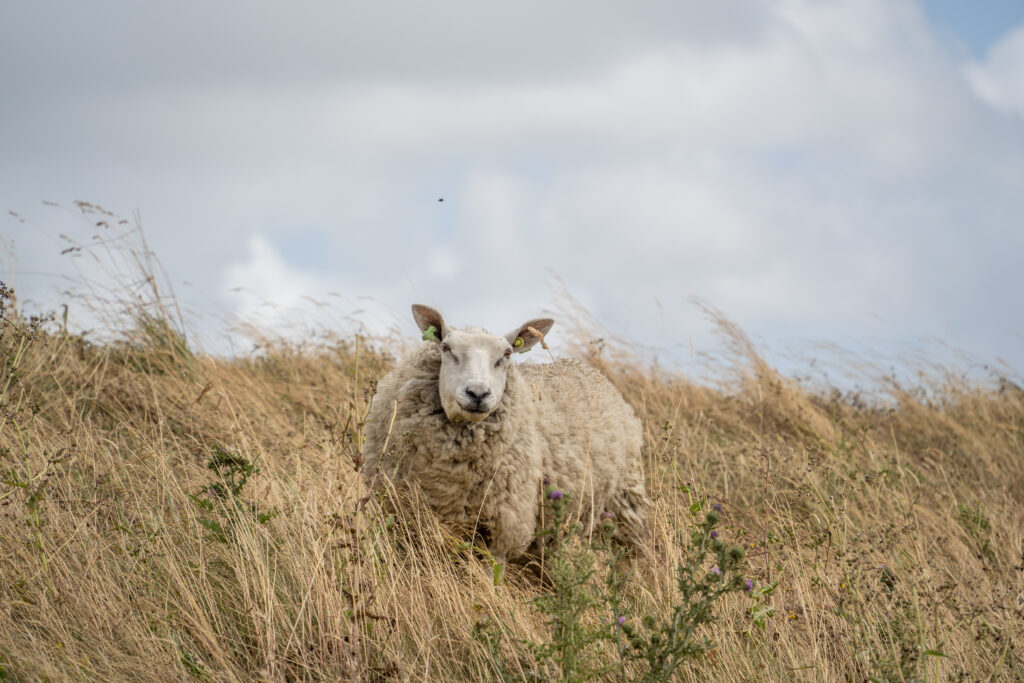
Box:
[505,318,554,353]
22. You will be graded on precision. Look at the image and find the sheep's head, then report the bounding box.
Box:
[412,304,554,423]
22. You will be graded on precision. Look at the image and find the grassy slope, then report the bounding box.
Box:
[1,302,1022,681]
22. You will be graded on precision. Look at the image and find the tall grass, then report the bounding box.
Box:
[1,217,1022,680]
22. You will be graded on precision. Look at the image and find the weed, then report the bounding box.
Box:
[114,312,195,378]
[475,491,750,682]
[189,446,279,544]
[2,240,1023,680]
[473,615,522,683]
[956,502,994,563]
[618,507,749,681]
[526,488,620,682]
[747,579,779,632]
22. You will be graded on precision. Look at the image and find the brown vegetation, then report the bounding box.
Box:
[1,257,1022,680]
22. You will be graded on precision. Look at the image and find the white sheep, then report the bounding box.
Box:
[362,304,649,564]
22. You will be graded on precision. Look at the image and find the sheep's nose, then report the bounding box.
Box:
[464,386,491,405]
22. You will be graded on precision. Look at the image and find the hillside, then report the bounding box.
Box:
[1,281,1022,681]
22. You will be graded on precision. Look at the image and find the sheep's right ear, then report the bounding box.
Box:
[412,304,448,342]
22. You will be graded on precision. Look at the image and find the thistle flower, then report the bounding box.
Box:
[710,530,719,539]
[550,489,563,501]
[712,502,723,512]
[711,566,722,576]
[745,578,754,592]
[616,616,626,627]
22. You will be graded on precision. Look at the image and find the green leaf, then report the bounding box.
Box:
[751,605,775,629]
[492,561,505,586]
[422,325,437,342]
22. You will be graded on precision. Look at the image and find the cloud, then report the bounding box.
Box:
[223,235,329,323]
[2,0,1023,373]
[965,23,1024,117]
[425,247,461,281]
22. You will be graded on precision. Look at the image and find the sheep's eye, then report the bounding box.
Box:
[504,349,512,359]
[441,343,450,353]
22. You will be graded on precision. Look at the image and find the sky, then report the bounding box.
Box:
[2,1,1023,379]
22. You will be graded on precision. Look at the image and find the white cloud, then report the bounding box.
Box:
[425,247,461,281]
[220,235,405,344]
[965,23,1024,116]
[3,0,1024,373]
[222,235,327,322]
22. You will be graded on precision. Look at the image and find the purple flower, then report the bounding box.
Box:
[711,503,723,512]
[616,616,626,627]
[601,512,614,520]
[745,579,754,592]
[711,566,722,576]
[543,476,550,486]
[710,530,719,539]
[550,490,563,501]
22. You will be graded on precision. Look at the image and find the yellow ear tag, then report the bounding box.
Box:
[513,336,524,348]
[422,325,437,342]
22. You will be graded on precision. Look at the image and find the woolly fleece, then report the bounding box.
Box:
[362,342,649,562]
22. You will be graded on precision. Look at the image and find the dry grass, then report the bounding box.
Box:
[1,245,1022,681]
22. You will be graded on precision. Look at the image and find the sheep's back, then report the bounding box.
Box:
[517,359,643,509]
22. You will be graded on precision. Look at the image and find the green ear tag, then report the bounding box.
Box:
[513,336,524,348]
[422,325,437,342]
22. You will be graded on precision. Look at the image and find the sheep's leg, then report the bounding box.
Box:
[486,495,536,564]
[607,474,650,549]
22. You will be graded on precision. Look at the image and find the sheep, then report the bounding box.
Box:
[361,304,649,565]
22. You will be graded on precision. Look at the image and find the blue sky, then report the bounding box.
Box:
[921,0,1024,54]
[2,1,1023,380]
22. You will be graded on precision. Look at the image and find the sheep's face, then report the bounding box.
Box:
[437,329,513,422]
[412,304,554,424]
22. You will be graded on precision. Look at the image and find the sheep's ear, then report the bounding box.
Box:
[506,318,554,353]
[412,304,448,342]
